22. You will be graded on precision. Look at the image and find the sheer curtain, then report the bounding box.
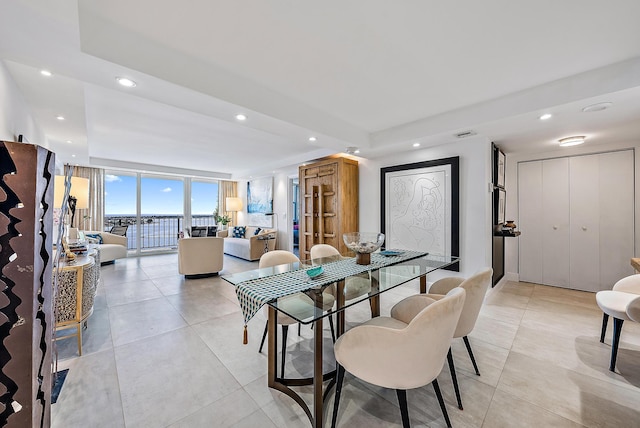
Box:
[219,181,238,226]
[64,165,104,231]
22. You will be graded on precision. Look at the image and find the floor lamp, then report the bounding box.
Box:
[264,212,278,232]
[54,176,89,228]
[225,197,242,227]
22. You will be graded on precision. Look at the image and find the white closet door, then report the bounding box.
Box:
[570,154,600,291]
[542,158,570,287]
[598,150,635,289]
[518,161,543,284]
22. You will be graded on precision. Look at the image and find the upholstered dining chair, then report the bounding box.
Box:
[332,287,466,428]
[310,244,372,310]
[391,267,492,410]
[258,250,335,377]
[596,274,640,372]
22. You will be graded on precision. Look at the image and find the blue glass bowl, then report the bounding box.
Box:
[306,266,324,279]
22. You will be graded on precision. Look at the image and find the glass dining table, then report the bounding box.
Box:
[222,251,459,428]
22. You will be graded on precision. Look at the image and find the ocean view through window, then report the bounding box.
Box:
[105,171,218,252]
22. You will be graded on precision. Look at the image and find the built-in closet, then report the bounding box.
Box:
[518,150,634,292]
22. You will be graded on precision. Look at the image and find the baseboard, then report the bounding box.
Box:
[504,272,519,282]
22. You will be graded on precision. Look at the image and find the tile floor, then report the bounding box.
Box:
[51,254,640,427]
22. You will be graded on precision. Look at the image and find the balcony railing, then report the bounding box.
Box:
[105,214,215,251]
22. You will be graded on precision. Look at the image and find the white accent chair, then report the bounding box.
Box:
[596,274,640,372]
[257,250,336,377]
[310,244,371,307]
[177,236,224,278]
[332,288,466,428]
[69,228,128,264]
[391,267,492,410]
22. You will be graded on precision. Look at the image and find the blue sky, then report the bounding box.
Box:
[105,173,218,215]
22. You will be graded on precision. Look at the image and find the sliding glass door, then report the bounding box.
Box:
[104,170,219,254]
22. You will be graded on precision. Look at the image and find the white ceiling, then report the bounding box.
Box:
[1,0,640,178]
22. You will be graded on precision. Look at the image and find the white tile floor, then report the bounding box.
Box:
[51,253,640,427]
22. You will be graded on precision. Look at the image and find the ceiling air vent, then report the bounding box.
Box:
[454,130,477,139]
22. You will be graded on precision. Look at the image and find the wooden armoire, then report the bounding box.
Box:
[299,157,359,258]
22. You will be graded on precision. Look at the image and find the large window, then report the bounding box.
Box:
[141,175,184,252]
[191,180,218,227]
[104,171,218,253]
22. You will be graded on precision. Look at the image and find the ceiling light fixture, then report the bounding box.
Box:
[308,136,317,142]
[582,102,612,113]
[116,77,136,87]
[66,140,72,144]
[56,115,65,121]
[71,154,76,158]
[558,136,586,147]
[235,114,247,121]
[539,113,552,120]
[413,142,421,147]
[345,146,358,154]
[40,70,52,77]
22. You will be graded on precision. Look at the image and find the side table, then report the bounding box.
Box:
[257,234,276,254]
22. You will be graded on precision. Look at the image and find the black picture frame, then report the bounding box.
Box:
[494,148,505,188]
[380,156,460,271]
[495,188,506,225]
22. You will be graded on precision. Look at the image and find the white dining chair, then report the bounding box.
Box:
[258,250,335,377]
[331,288,466,428]
[391,267,492,410]
[596,274,640,372]
[310,244,372,309]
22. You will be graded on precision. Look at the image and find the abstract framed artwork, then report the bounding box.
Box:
[381,157,459,271]
[247,178,274,226]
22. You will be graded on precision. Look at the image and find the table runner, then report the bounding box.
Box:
[235,250,428,325]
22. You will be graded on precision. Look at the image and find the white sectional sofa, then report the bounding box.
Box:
[217,226,276,261]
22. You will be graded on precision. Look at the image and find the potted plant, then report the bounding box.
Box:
[213,209,231,230]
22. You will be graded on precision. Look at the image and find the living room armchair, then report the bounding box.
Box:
[178,236,224,278]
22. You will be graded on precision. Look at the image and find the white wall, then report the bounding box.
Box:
[504,140,640,280]
[0,60,47,147]
[359,136,493,281]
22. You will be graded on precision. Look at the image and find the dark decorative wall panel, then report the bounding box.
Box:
[0,141,54,427]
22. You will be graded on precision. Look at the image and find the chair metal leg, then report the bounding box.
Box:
[331,364,346,428]
[281,325,289,377]
[328,312,336,343]
[600,313,609,343]
[77,324,83,356]
[610,318,624,372]
[432,379,452,428]
[259,321,268,353]
[447,348,463,410]
[463,336,480,376]
[396,389,410,428]
[298,323,301,336]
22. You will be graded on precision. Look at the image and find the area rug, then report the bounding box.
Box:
[51,369,69,404]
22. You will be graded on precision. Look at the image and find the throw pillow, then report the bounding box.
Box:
[85,233,103,244]
[232,226,246,238]
[254,227,262,236]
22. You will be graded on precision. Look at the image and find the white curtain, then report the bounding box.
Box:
[64,165,104,231]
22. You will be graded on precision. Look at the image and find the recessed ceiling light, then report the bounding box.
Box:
[116,77,136,87]
[582,102,612,113]
[539,113,552,120]
[308,136,317,142]
[413,142,421,147]
[558,136,586,147]
[40,70,52,77]
[354,149,360,154]
[71,154,76,158]
[235,114,247,121]
[56,115,65,121]
[66,140,72,144]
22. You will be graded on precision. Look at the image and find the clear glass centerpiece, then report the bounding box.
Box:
[343,232,385,265]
